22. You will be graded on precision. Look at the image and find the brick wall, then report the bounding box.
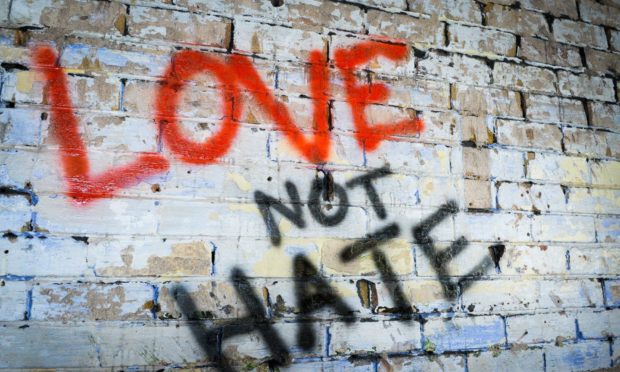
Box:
[0,0,619,370]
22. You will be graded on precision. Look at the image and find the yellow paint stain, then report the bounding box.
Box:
[15,71,34,93]
[63,68,86,74]
[0,47,27,63]
[253,244,320,277]
[558,158,588,183]
[208,212,220,221]
[227,203,260,214]
[437,150,449,173]
[227,172,252,192]
[422,179,435,196]
[322,238,413,276]
[279,218,293,234]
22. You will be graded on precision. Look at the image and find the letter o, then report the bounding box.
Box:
[308,178,349,226]
[155,50,241,164]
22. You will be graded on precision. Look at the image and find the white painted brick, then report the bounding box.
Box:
[367,10,444,46]
[329,320,421,355]
[577,309,620,339]
[0,108,43,147]
[447,24,517,57]
[59,43,170,78]
[423,316,505,353]
[610,29,620,52]
[506,312,576,344]
[222,322,324,359]
[408,0,481,23]
[570,247,620,276]
[518,37,582,68]
[387,78,451,110]
[455,212,531,243]
[496,120,562,151]
[532,215,596,243]
[347,0,406,9]
[544,341,611,371]
[520,0,578,19]
[287,0,365,33]
[0,195,31,233]
[234,21,326,62]
[9,0,125,34]
[0,281,29,321]
[452,84,522,118]
[596,217,620,243]
[604,280,620,307]
[365,141,452,176]
[384,354,466,371]
[485,4,550,37]
[88,236,214,278]
[0,322,99,368]
[493,62,557,94]
[31,282,153,321]
[280,360,374,371]
[558,71,615,102]
[417,52,492,85]
[468,348,544,371]
[525,94,586,125]
[497,182,567,213]
[128,6,231,48]
[2,236,89,277]
[526,153,590,185]
[553,19,608,49]
[1,71,121,111]
[588,102,620,131]
[591,160,620,188]
[463,279,603,313]
[579,0,620,27]
[35,195,159,235]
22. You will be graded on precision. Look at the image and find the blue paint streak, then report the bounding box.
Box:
[119,80,125,112]
[566,250,571,271]
[1,274,34,281]
[362,141,367,167]
[603,280,620,307]
[575,319,583,340]
[210,241,217,275]
[24,288,32,321]
[324,326,331,357]
[414,189,421,205]
[150,284,159,320]
[266,132,271,159]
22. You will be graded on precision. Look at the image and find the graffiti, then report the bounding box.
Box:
[167,169,506,369]
[31,40,424,204]
[31,47,169,203]
[255,167,390,246]
[254,167,502,303]
[174,255,354,370]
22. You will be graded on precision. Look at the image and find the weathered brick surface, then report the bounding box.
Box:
[518,37,582,68]
[0,0,618,370]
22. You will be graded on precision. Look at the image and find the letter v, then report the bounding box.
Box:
[229,51,331,163]
[32,45,169,204]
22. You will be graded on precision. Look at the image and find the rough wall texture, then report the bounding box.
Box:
[0,0,619,370]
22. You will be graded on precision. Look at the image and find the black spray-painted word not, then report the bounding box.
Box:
[255,167,390,246]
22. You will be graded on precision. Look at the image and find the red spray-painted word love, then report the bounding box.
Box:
[32,40,424,204]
